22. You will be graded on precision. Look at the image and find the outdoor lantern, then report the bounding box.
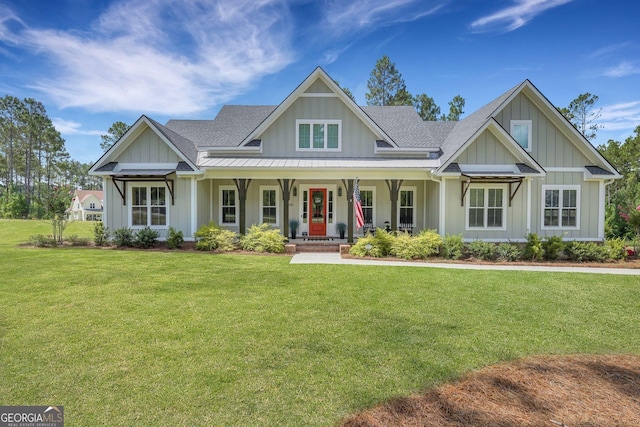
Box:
[338,187,342,197]
[293,187,297,197]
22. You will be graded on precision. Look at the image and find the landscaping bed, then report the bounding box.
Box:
[342,354,640,426]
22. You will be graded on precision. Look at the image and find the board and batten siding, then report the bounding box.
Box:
[442,177,529,240]
[258,96,379,158]
[304,79,333,93]
[493,92,591,168]
[529,172,601,239]
[424,180,440,231]
[103,176,193,239]
[454,129,520,165]
[116,127,182,163]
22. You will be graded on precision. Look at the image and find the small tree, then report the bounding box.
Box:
[44,186,73,244]
[621,204,640,255]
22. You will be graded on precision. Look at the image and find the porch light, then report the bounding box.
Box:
[293,187,297,197]
[338,187,342,197]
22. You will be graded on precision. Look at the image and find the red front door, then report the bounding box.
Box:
[309,188,327,236]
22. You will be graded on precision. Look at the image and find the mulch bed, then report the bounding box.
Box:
[341,354,640,426]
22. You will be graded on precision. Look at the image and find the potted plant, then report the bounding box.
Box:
[336,222,347,239]
[289,219,300,240]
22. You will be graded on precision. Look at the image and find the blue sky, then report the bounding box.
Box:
[1,0,639,164]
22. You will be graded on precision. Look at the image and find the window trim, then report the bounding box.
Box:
[510,119,532,152]
[465,184,507,231]
[360,186,376,227]
[398,186,417,228]
[541,185,580,230]
[128,183,169,229]
[296,119,342,151]
[219,185,238,226]
[259,185,280,226]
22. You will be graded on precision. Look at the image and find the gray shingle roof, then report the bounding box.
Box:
[166,106,276,148]
[440,82,523,159]
[145,116,198,165]
[95,161,118,172]
[585,165,614,175]
[361,106,435,148]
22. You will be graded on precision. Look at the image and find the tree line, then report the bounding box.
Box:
[0,95,101,218]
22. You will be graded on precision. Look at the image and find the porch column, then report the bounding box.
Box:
[278,179,295,238]
[343,179,354,243]
[385,179,403,232]
[233,178,251,235]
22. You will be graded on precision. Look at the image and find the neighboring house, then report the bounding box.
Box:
[89,67,620,242]
[67,190,104,221]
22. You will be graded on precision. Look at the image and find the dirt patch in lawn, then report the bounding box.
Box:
[341,354,640,427]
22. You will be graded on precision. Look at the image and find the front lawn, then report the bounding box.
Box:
[1,219,639,426]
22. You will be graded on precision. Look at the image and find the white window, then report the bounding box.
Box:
[89,202,96,209]
[360,188,375,226]
[542,185,580,229]
[466,185,506,230]
[130,184,167,228]
[399,187,416,228]
[260,186,279,225]
[510,120,532,152]
[296,120,341,151]
[220,186,237,225]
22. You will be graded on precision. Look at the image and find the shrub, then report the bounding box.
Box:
[523,233,543,261]
[28,234,57,247]
[542,235,564,260]
[467,240,496,261]
[564,241,608,263]
[350,228,394,257]
[166,226,184,250]
[113,227,134,247]
[241,223,286,253]
[195,222,238,251]
[67,235,90,246]
[134,226,159,248]
[495,242,521,261]
[604,238,627,261]
[389,232,415,260]
[441,234,464,260]
[93,222,110,246]
[390,229,442,260]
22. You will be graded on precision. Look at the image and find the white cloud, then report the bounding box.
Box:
[603,62,640,78]
[470,0,574,33]
[52,118,104,136]
[599,101,640,132]
[0,0,294,115]
[323,0,448,36]
[587,42,633,59]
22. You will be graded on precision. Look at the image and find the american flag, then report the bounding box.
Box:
[354,178,364,229]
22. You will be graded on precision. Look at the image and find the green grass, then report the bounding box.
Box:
[1,219,639,425]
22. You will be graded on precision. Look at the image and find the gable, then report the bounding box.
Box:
[453,128,521,165]
[491,84,618,176]
[239,68,395,149]
[117,127,182,163]
[304,79,333,93]
[257,95,380,158]
[90,116,200,174]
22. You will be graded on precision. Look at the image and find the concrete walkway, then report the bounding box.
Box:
[290,252,640,275]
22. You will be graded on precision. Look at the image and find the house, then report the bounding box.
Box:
[67,189,104,221]
[89,67,620,243]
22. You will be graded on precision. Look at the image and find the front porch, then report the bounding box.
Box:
[197,175,439,243]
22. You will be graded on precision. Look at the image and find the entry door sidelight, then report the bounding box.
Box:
[308,188,327,236]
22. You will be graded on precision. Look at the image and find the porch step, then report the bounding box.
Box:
[294,242,341,253]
